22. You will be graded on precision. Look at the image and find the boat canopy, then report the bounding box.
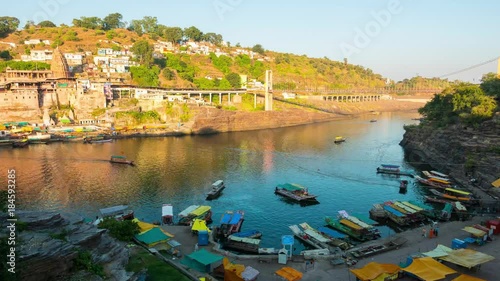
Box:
[221,212,233,224]
[429,177,451,185]
[162,204,173,217]
[430,171,449,178]
[408,200,433,211]
[442,203,453,214]
[340,219,363,230]
[212,180,224,187]
[179,205,199,217]
[303,228,330,243]
[277,183,306,191]
[228,235,260,245]
[401,201,423,212]
[100,205,129,216]
[335,136,344,140]
[229,212,243,224]
[445,188,471,196]
[317,226,347,239]
[383,205,405,217]
[111,155,126,159]
[394,202,417,214]
[381,164,400,168]
[347,216,372,229]
[191,206,211,217]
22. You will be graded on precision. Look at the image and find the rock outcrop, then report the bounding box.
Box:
[400,114,500,207]
[0,211,131,281]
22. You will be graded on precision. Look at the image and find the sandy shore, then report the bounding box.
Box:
[162,215,499,281]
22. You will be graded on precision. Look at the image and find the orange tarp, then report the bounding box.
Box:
[350,262,400,281]
[403,257,456,281]
[222,257,245,281]
[275,267,302,281]
[452,274,486,281]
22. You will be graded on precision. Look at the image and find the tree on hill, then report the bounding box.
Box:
[128,16,158,36]
[103,13,125,30]
[24,20,35,29]
[480,72,500,100]
[203,32,223,45]
[72,16,103,29]
[131,40,154,67]
[0,16,20,38]
[184,26,203,42]
[164,27,183,44]
[225,72,241,88]
[252,44,265,55]
[38,20,56,28]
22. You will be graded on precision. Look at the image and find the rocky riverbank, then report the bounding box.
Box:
[400,114,500,208]
[0,211,131,281]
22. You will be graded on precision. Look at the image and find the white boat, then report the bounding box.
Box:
[27,133,51,141]
[162,204,173,225]
[430,170,449,179]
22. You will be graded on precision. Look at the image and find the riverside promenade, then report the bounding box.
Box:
[162,215,499,281]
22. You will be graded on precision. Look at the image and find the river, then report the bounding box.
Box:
[0,111,423,250]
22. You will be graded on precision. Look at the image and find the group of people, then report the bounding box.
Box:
[422,222,439,238]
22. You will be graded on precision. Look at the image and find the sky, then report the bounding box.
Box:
[4,0,500,82]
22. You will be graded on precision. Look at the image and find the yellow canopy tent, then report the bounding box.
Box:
[192,218,211,233]
[222,257,245,281]
[452,274,486,281]
[275,267,302,281]
[462,227,486,238]
[132,218,174,237]
[350,262,400,281]
[402,257,456,281]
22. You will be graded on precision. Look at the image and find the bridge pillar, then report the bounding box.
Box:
[265,70,273,111]
[254,93,257,108]
[219,93,222,104]
[229,93,231,103]
[209,93,212,103]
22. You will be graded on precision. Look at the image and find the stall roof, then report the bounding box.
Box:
[162,204,173,216]
[186,249,223,266]
[439,248,495,269]
[422,244,453,258]
[452,274,487,281]
[402,257,456,281]
[462,227,486,237]
[350,262,400,281]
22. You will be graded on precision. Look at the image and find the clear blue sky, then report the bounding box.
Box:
[5,0,500,82]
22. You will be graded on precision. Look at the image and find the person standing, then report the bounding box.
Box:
[435,226,439,237]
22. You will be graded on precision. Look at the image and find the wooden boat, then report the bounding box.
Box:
[334,136,346,143]
[275,183,318,204]
[430,170,449,179]
[0,139,13,147]
[324,217,378,242]
[348,237,407,259]
[414,175,451,189]
[317,226,351,250]
[178,205,213,225]
[299,222,350,250]
[224,236,260,254]
[232,230,262,239]
[99,205,134,221]
[84,136,113,144]
[215,210,245,239]
[162,204,174,225]
[110,155,135,166]
[381,204,409,226]
[206,180,225,200]
[370,119,377,123]
[289,224,325,249]
[12,139,29,148]
[429,188,473,203]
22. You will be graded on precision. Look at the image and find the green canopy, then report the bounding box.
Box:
[181,249,223,273]
[277,183,305,191]
[134,227,171,246]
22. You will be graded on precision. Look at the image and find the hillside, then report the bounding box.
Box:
[0,26,391,90]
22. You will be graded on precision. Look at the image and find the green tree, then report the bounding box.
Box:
[194,77,215,89]
[203,32,223,45]
[184,26,203,41]
[24,20,35,29]
[103,13,124,30]
[480,72,500,100]
[72,16,103,29]
[164,26,183,43]
[131,40,154,67]
[218,78,232,89]
[252,44,265,55]
[128,16,158,36]
[162,67,175,80]
[38,20,56,28]
[130,65,160,87]
[97,218,140,241]
[225,72,241,88]
[0,16,20,37]
[0,50,12,60]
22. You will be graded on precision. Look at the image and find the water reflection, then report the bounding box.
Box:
[0,111,422,248]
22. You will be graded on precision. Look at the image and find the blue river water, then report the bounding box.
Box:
[0,111,426,250]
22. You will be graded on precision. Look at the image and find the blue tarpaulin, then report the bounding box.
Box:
[383,205,404,217]
[229,213,242,224]
[317,226,347,239]
[221,213,232,224]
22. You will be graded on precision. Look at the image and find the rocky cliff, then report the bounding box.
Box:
[400,114,500,204]
[0,211,131,281]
